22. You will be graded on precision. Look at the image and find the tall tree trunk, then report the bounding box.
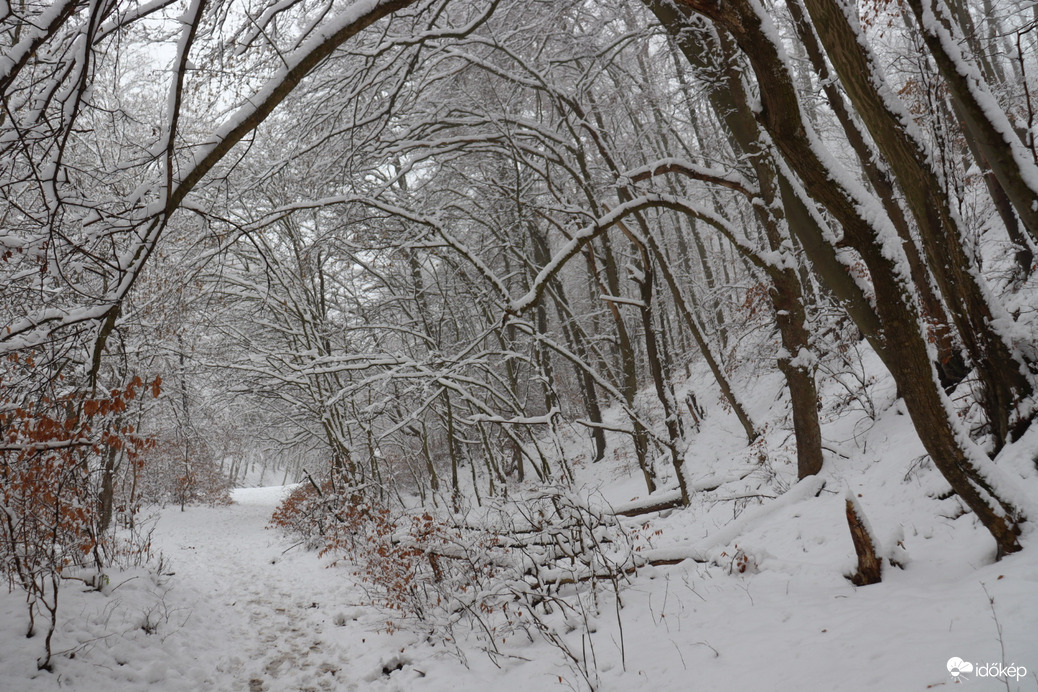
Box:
[905,0,1038,250]
[663,0,1023,555]
[787,0,968,383]
[586,238,657,493]
[646,1,891,368]
[530,221,607,461]
[444,390,462,507]
[796,0,1032,449]
[576,84,760,447]
[98,442,118,533]
[648,8,822,474]
[899,4,1034,281]
[715,29,825,478]
[632,241,692,503]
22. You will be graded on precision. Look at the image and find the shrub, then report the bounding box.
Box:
[271,478,639,675]
[0,367,159,668]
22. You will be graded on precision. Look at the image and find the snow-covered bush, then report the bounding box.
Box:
[132,438,233,509]
[0,365,161,669]
[271,479,639,677]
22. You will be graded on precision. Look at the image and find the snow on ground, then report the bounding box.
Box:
[3,360,1038,690]
[0,485,510,691]
[1,475,1037,691]
[231,463,298,489]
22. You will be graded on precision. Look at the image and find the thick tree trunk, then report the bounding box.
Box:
[797,0,1032,450]
[899,5,1034,281]
[646,2,891,369]
[714,30,824,478]
[905,0,1038,250]
[787,0,968,383]
[650,14,822,475]
[944,0,1009,90]
[664,0,1023,556]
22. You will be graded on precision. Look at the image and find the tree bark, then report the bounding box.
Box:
[586,238,657,493]
[905,0,1038,250]
[665,0,1023,556]
[787,0,968,384]
[713,29,824,478]
[645,2,891,369]
[797,0,1032,450]
[846,497,882,586]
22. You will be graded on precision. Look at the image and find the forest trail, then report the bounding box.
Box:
[0,486,485,692]
[4,480,1038,692]
[145,487,429,692]
[152,488,349,690]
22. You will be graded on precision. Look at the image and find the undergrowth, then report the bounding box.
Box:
[270,477,644,688]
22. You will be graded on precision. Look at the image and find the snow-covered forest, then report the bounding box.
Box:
[2,0,1038,689]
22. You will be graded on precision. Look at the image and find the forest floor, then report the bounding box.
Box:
[2,480,1038,691]
[1,485,503,691]
[3,365,1038,690]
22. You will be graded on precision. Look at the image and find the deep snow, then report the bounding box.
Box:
[3,367,1038,691]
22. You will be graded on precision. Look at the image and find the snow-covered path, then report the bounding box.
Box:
[152,487,350,691]
[141,486,466,692]
[4,481,1038,691]
[1,487,482,692]
[147,488,1038,692]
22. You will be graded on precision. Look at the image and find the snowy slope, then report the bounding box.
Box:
[2,366,1037,691]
